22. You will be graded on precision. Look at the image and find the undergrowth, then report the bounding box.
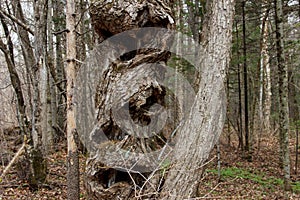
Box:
[208,167,300,193]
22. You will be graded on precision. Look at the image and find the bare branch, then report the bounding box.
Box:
[53,29,69,35]
[0,84,12,90]
[0,8,34,36]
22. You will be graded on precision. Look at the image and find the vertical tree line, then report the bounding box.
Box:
[227,0,299,191]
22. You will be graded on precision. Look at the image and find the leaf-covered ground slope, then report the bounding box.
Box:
[0,128,299,199]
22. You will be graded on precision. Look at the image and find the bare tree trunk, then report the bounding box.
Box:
[66,0,80,198]
[160,1,235,198]
[259,1,272,135]
[274,0,291,191]
[53,0,66,141]
[235,20,244,150]
[257,1,271,152]
[289,69,300,174]
[242,0,250,155]
[29,0,49,188]
[47,0,55,152]
[12,0,35,113]
[296,128,299,174]
[263,49,272,134]
[0,14,29,137]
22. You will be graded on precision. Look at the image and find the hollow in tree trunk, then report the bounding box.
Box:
[84,0,235,199]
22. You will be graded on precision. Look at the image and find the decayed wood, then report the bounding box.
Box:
[86,0,176,199]
[86,0,234,199]
[85,45,178,199]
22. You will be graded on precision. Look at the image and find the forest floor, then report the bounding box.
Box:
[0,127,300,199]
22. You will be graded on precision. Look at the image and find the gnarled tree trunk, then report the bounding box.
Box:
[84,0,235,199]
[85,1,175,199]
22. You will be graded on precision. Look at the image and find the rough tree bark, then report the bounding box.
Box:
[274,0,291,191]
[160,1,235,198]
[85,1,175,199]
[30,0,49,187]
[85,0,234,199]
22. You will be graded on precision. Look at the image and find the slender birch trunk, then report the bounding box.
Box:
[259,1,272,135]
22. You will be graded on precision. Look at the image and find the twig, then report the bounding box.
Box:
[167,156,217,173]
[0,84,11,90]
[74,58,84,64]
[0,141,26,182]
[0,184,27,188]
[49,172,66,179]
[201,182,221,198]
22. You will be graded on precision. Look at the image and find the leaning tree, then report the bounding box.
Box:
[80,0,235,199]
